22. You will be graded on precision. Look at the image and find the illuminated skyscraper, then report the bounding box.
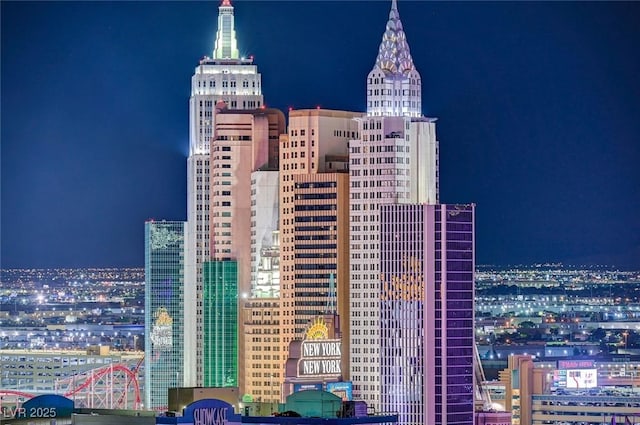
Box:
[366,0,422,119]
[144,220,185,410]
[184,0,264,386]
[242,167,281,401]
[208,107,283,393]
[213,0,239,61]
[379,204,475,425]
[349,0,438,409]
[278,109,362,381]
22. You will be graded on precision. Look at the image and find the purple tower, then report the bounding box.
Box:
[380,204,475,425]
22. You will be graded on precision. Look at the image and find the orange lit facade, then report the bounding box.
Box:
[278,109,362,383]
[210,107,284,396]
[243,298,282,403]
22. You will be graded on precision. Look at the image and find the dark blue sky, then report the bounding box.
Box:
[2,1,639,269]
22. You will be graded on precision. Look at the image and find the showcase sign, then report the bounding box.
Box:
[182,399,240,425]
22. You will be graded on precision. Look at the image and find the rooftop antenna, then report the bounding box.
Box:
[326,273,337,314]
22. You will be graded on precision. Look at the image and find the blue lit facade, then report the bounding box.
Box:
[380,204,475,425]
[144,220,185,411]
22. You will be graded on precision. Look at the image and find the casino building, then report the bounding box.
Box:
[348,0,440,412]
[499,354,640,425]
[156,397,398,425]
[145,220,186,410]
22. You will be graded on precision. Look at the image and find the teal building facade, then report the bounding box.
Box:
[144,220,185,411]
[203,260,238,387]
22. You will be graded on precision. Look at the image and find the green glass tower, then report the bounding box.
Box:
[203,260,238,387]
[144,220,185,410]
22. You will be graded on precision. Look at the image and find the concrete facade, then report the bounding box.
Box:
[348,1,439,410]
[278,109,362,377]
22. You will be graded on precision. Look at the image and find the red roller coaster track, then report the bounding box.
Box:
[0,363,141,410]
[64,363,141,408]
[0,389,35,399]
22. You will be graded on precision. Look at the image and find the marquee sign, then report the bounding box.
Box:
[558,360,594,369]
[298,318,342,377]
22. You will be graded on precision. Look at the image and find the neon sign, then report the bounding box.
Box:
[298,339,342,377]
[151,306,173,350]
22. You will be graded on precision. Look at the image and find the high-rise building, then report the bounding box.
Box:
[349,0,438,409]
[241,174,281,401]
[379,204,475,425]
[184,0,265,386]
[278,109,362,378]
[210,108,283,282]
[208,108,284,394]
[144,220,185,410]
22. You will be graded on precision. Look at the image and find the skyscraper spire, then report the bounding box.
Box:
[213,0,239,60]
[366,0,422,117]
[186,0,263,391]
[374,0,415,77]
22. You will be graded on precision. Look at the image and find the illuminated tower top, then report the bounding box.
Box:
[213,0,240,60]
[375,0,415,76]
[367,0,422,117]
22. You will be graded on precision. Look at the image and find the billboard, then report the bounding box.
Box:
[558,360,594,369]
[293,383,323,392]
[553,359,598,389]
[151,307,173,350]
[566,369,597,389]
[326,382,353,401]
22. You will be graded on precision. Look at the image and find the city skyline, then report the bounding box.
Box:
[2,0,639,269]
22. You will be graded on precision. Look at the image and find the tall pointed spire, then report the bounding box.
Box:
[374,0,415,76]
[366,0,422,117]
[213,0,239,60]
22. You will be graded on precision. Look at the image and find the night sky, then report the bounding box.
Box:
[2,1,639,269]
